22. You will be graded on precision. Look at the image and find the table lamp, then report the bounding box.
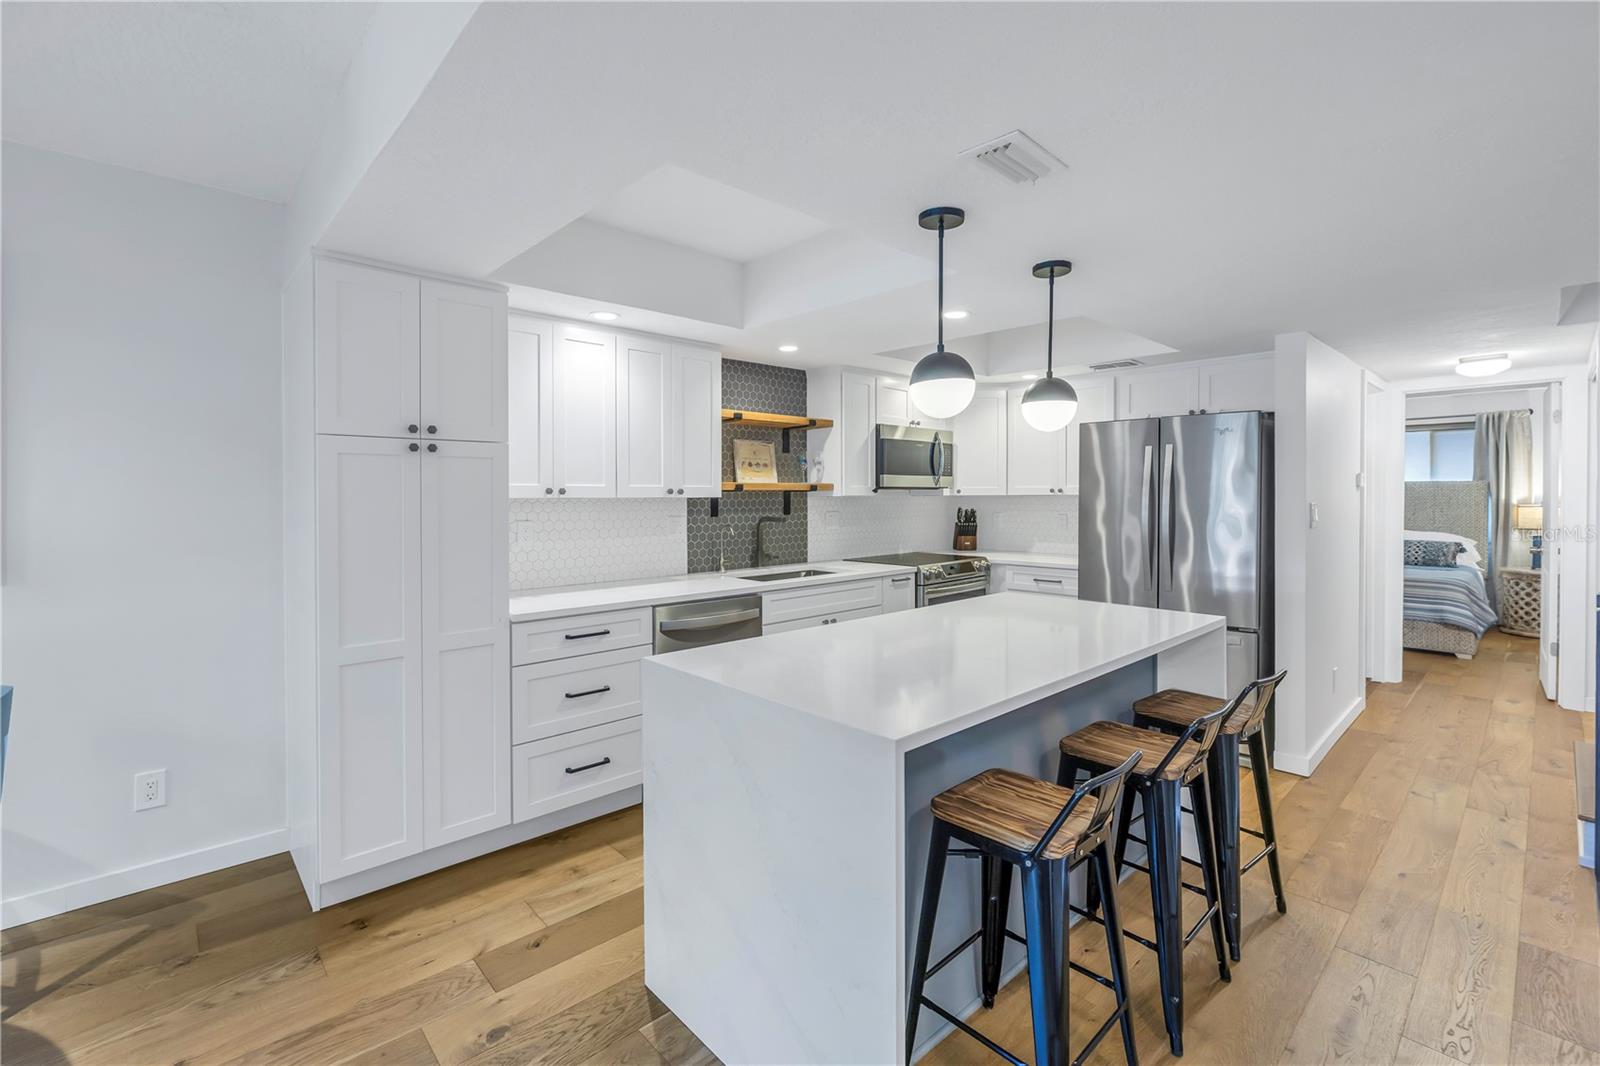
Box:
[1514,503,1544,569]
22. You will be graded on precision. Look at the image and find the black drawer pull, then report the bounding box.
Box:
[564,629,611,640]
[565,757,612,775]
[564,685,612,700]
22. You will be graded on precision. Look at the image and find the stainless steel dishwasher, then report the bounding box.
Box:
[653,594,763,654]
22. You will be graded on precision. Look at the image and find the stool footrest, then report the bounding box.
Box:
[1184,902,1221,946]
[1241,842,1276,873]
[926,929,984,979]
[1069,959,1116,991]
[1119,858,1209,898]
[1241,825,1268,840]
[917,997,1027,1066]
[1075,999,1131,1066]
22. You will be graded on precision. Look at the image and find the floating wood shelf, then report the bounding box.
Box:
[721,409,833,430]
[721,482,831,492]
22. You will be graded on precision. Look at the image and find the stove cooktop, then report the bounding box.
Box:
[847,551,978,568]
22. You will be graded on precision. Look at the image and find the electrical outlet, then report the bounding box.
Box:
[134,769,167,811]
[511,520,535,552]
[1331,666,1339,693]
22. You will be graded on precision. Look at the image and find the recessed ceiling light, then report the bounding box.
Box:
[942,309,969,320]
[1455,353,1512,378]
[778,344,799,353]
[589,311,620,322]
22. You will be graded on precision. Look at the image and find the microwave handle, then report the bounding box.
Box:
[930,433,944,487]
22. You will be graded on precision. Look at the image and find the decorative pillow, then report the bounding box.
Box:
[1404,539,1465,567]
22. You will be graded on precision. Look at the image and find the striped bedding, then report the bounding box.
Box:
[1402,564,1498,636]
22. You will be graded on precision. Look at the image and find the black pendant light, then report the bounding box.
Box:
[1020,259,1079,432]
[908,207,976,419]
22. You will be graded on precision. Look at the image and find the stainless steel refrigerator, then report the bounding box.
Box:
[1078,411,1274,704]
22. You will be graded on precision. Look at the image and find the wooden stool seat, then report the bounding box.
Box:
[1134,689,1256,735]
[930,769,1098,861]
[1059,721,1204,782]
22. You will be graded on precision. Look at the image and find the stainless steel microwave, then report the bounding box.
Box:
[875,424,954,490]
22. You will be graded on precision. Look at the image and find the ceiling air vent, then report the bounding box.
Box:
[959,130,1065,186]
[1088,359,1143,372]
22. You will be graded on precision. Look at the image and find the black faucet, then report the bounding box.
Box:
[754,515,785,568]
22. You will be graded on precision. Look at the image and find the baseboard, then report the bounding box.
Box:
[1275,694,1366,777]
[1,827,289,929]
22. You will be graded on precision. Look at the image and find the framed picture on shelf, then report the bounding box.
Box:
[733,439,778,484]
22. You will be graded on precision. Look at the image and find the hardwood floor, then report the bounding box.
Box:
[1,631,1593,1065]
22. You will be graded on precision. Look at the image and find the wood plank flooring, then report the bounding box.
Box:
[1,631,1593,1065]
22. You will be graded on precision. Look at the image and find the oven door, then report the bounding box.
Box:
[919,574,989,607]
[876,425,954,489]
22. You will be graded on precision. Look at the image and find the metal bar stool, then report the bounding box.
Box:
[1132,670,1289,962]
[906,753,1143,1066]
[1057,696,1239,1057]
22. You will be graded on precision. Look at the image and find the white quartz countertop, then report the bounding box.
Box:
[645,592,1223,749]
[508,559,911,622]
[957,550,1078,568]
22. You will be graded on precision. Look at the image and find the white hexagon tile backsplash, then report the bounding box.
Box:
[509,498,688,591]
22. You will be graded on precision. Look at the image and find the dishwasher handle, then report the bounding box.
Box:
[656,608,762,633]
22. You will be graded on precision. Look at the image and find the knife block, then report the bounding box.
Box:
[953,520,977,552]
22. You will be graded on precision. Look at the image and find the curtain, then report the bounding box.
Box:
[1473,410,1533,612]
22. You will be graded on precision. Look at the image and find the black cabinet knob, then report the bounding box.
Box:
[427,443,438,452]
[409,443,419,452]
[408,424,419,434]
[426,425,437,434]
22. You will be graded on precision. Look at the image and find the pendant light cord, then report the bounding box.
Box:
[936,219,946,353]
[1045,273,1055,379]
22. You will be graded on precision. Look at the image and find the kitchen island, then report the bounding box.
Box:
[640,592,1225,1064]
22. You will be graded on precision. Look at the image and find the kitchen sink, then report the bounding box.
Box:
[738,569,834,582]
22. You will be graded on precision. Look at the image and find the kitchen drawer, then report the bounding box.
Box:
[761,579,883,626]
[882,572,916,613]
[1005,566,1078,596]
[512,717,641,823]
[763,604,881,634]
[513,645,645,744]
[511,607,652,665]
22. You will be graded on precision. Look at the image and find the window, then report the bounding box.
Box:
[1405,424,1475,481]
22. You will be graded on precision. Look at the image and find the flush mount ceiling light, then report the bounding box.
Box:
[908,207,976,419]
[778,344,799,353]
[942,309,970,321]
[1019,260,1080,433]
[589,311,620,322]
[1455,352,1512,378]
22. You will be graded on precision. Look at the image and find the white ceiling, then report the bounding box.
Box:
[585,165,830,263]
[5,3,1595,382]
[1,2,374,203]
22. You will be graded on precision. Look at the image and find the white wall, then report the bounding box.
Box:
[1,145,287,925]
[1273,332,1367,774]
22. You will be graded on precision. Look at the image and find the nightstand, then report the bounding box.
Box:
[1498,567,1541,637]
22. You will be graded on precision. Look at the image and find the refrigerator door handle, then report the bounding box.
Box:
[1140,444,1155,588]
[1160,442,1175,590]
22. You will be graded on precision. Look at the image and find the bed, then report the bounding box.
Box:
[1402,480,1498,659]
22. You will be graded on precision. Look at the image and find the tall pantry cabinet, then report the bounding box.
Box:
[284,255,510,908]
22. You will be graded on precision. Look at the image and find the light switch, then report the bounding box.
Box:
[1308,502,1320,528]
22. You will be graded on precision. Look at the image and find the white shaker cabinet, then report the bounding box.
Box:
[876,377,948,429]
[616,334,674,497]
[314,260,421,438]
[1197,355,1275,413]
[314,435,425,881]
[806,367,878,496]
[421,279,508,443]
[1118,366,1201,419]
[552,324,618,497]
[1063,377,1115,496]
[421,441,511,847]
[508,315,554,498]
[1006,385,1067,495]
[953,388,1008,495]
[671,344,723,498]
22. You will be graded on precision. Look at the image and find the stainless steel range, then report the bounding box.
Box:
[845,552,990,607]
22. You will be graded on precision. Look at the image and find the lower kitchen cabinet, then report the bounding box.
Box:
[1003,565,1079,596]
[513,645,646,743]
[512,717,643,823]
[882,572,916,612]
[763,604,881,633]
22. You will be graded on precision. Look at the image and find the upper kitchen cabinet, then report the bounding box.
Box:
[508,315,554,498]
[875,376,948,430]
[808,367,877,495]
[1197,354,1275,413]
[314,259,420,438]
[551,324,617,497]
[669,344,723,497]
[617,337,722,498]
[313,259,506,441]
[952,388,1007,495]
[1117,365,1200,419]
[1006,384,1067,495]
[420,280,508,443]
[1063,377,1115,496]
